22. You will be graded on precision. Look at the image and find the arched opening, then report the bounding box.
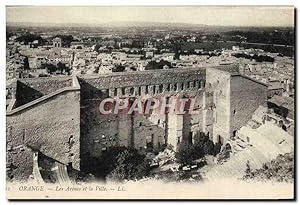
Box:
[180,82,184,90]
[159,84,163,93]
[129,87,134,95]
[174,83,177,91]
[146,134,154,151]
[224,143,232,158]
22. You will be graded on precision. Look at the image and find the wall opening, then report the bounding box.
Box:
[145,86,148,94]
[146,135,154,151]
[188,132,193,144]
[129,87,134,95]
[217,135,223,145]
[159,84,163,93]
[180,82,184,90]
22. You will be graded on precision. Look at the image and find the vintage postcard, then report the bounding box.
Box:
[6,6,295,200]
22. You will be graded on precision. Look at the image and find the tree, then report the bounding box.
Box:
[54,35,74,47]
[16,33,45,45]
[175,142,194,165]
[193,133,215,157]
[106,148,150,181]
[57,62,70,74]
[145,60,173,70]
[112,64,125,72]
[202,140,215,155]
[41,62,69,74]
[41,63,57,74]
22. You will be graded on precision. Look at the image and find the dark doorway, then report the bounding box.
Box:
[188,132,193,144]
[217,135,223,145]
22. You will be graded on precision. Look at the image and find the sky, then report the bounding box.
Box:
[6,6,294,27]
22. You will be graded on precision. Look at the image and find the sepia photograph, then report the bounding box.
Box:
[5,5,295,200]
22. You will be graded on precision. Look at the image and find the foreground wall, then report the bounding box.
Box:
[6,89,80,181]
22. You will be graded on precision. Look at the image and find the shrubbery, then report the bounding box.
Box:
[41,62,70,74]
[16,33,45,45]
[175,142,194,165]
[242,152,294,183]
[107,149,151,181]
[86,147,151,182]
[175,133,220,165]
[145,60,173,70]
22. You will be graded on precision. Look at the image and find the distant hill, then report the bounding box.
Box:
[6,21,208,28]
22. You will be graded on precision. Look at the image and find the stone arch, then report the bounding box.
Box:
[224,143,232,152]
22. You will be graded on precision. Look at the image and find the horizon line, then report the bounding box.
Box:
[6,21,294,28]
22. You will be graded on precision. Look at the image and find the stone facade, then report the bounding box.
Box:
[6,65,268,181]
[206,67,268,144]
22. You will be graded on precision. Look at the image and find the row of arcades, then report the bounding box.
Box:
[98,80,206,98]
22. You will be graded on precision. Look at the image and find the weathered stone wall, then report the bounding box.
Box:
[206,68,231,143]
[6,90,80,181]
[17,76,72,97]
[7,65,244,179]
[230,75,267,136]
[78,68,206,91]
[206,67,268,144]
[79,68,208,167]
